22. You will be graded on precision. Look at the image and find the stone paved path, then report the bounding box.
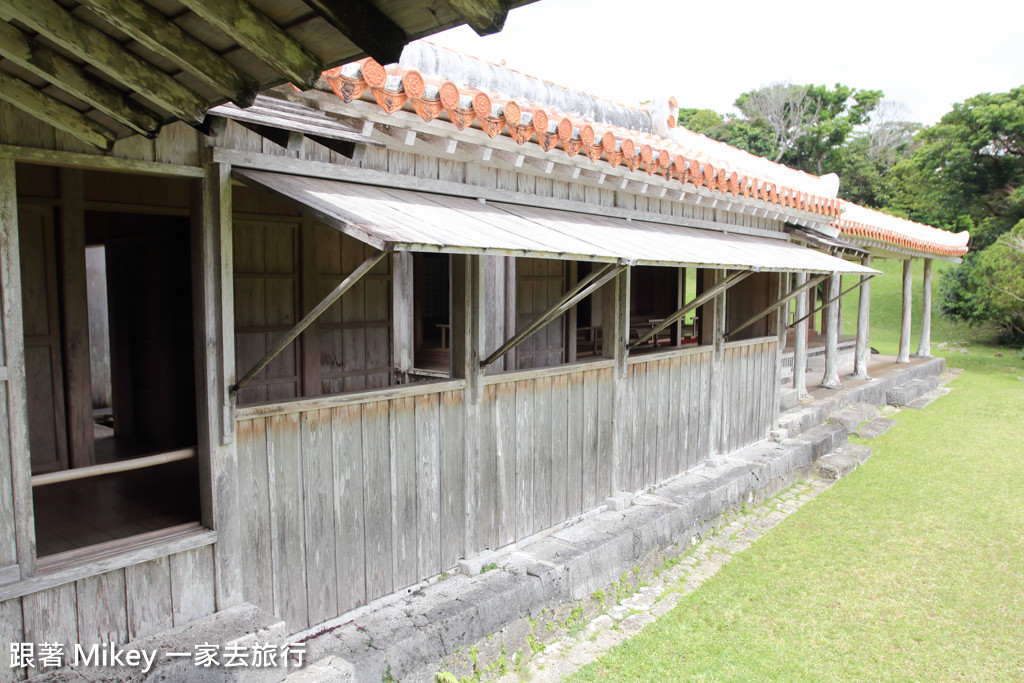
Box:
[497,475,836,683]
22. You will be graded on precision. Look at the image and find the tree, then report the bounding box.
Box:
[734,82,883,175]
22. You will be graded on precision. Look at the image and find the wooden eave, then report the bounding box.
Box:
[0,0,535,149]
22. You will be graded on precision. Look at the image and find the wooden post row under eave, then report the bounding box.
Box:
[192,162,242,610]
[853,254,872,379]
[916,258,932,358]
[0,156,37,577]
[898,259,913,363]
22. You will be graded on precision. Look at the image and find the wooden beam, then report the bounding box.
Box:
[78,0,260,107]
[0,21,161,137]
[176,0,323,89]
[821,273,842,389]
[0,0,209,124]
[300,0,408,65]
[237,121,304,151]
[442,0,511,35]
[0,71,116,150]
[0,144,204,177]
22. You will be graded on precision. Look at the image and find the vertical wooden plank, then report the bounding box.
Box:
[653,361,669,481]
[267,412,308,629]
[681,354,694,470]
[390,397,417,590]
[697,356,710,463]
[169,545,216,627]
[631,364,648,489]
[415,393,441,577]
[618,363,634,492]
[669,355,683,476]
[75,570,128,646]
[478,386,497,549]
[236,418,273,615]
[392,252,414,380]
[494,382,517,546]
[1,598,25,683]
[532,376,552,532]
[438,390,464,569]
[597,367,614,498]
[547,373,569,522]
[22,585,76,660]
[644,364,659,486]
[125,557,173,642]
[302,408,339,624]
[0,156,35,575]
[361,400,393,599]
[514,380,534,539]
[565,373,583,517]
[582,371,599,509]
[333,403,367,613]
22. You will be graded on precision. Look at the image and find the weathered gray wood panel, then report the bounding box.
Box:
[719,339,777,453]
[333,403,367,613]
[76,570,128,646]
[125,557,173,642]
[438,389,464,570]
[415,393,441,578]
[0,597,25,683]
[169,544,216,628]
[514,379,534,539]
[22,583,78,657]
[361,400,392,601]
[267,412,308,630]
[236,417,274,615]
[302,408,338,625]
[389,397,416,590]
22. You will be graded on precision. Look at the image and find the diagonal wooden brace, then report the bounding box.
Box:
[629,269,753,350]
[789,273,876,328]
[232,249,387,392]
[727,272,829,338]
[482,261,626,368]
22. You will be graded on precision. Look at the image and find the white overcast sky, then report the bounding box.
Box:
[429,0,1024,126]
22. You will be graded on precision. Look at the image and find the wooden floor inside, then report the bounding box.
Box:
[33,457,200,557]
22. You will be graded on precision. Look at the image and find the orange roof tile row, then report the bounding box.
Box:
[321,59,841,220]
[834,201,970,258]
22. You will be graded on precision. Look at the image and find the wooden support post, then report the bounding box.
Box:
[898,259,912,363]
[793,271,808,398]
[392,251,414,383]
[821,273,842,389]
[916,258,933,358]
[773,272,789,429]
[451,254,485,557]
[853,254,872,379]
[58,169,94,469]
[708,269,726,458]
[603,267,629,494]
[0,156,36,577]
[192,162,242,610]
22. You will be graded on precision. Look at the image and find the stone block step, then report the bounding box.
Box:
[790,422,847,462]
[832,403,877,432]
[886,376,940,406]
[853,416,895,439]
[906,386,952,410]
[780,388,799,411]
[815,444,871,480]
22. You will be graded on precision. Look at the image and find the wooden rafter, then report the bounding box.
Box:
[0,0,208,123]
[0,21,160,138]
[301,0,408,66]
[78,0,260,108]
[0,71,116,150]
[176,0,323,90]
[443,0,512,35]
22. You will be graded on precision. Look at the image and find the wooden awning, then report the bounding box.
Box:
[234,169,878,275]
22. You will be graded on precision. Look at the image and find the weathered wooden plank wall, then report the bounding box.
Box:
[720,338,778,454]
[623,348,714,491]
[234,386,466,633]
[0,544,215,682]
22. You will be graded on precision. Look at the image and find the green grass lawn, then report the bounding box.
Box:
[571,260,1024,682]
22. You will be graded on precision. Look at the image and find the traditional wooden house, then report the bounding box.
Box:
[0,17,966,678]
